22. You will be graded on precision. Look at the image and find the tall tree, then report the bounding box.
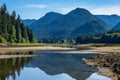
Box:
[0,4,37,43]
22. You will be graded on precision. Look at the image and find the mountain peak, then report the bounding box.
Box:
[111,14,119,16]
[74,7,87,11]
[45,12,62,16]
[68,7,91,15]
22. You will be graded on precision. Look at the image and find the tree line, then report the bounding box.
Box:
[76,31,120,44]
[0,4,37,43]
[39,30,120,44]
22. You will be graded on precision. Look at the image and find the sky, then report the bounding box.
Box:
[1,0,120,19]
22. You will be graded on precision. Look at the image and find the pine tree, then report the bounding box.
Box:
[0,4,37,43]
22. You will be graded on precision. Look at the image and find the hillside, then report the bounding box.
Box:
[0,4,37,43]
[30,8,109,39]
[112,22,120,31]
[21,19,36,26]
[96,15,120,28]
[71,21,108,36]
[30,12,62,29]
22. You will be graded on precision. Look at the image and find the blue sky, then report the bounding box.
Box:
[1,0,120,19]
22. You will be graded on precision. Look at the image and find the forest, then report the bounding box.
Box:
[0,4,37,43]
[76,31,120,44]
[39,31,120,44]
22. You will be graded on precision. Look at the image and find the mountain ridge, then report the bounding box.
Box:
[96,14,120,28]
[28,8,109,39]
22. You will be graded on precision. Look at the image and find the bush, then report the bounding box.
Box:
[0,36,7,43]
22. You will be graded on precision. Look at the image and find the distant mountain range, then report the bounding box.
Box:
[21,19,37,26]
[96,15,120,28]
[30,12,62,29]
[112,22,120,30]
[22,8,120,39]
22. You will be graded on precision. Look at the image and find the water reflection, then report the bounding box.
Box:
[0,51,35,55]
[28,52,98,80]
[8,67,76,80]
[0,51,98,80]
[0,51,34,80]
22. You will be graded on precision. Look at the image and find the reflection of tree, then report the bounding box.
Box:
[0,51,34,80]
[0,51,35,55]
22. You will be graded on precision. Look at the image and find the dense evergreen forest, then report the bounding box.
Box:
[39,31,120,44]
[0,4,37,43]
[76,31,120,44]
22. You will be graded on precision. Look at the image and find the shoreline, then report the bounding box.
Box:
[83,55,119,80]
[86,73,111,80]
[0,46,120,79]
[0,46,120,54]
[0,46,75,53]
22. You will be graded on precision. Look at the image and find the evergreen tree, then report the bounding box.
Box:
[0,4,37,43]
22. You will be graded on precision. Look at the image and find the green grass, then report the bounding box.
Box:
[0,43,47,47]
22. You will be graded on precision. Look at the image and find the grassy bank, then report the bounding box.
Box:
[0,43,47,47]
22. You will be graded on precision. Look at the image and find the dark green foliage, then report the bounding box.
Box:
[76,31,120,44]
[0,4,37,43]
[39,38,76,44]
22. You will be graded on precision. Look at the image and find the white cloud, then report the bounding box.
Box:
[59,5,92,14]
[59,8,75,14]
[59,5,120,15]
[25,4,46,8]
[90,5,120,15]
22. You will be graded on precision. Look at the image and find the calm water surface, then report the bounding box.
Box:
[0,51,98,80]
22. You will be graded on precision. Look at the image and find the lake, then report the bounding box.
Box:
[0,51,98,80]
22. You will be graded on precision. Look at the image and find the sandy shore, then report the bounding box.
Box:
[56,46,120,54]
[0,46,75,53]
[0,46,120,54]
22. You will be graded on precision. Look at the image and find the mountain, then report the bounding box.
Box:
[30,8,109,39]
[30,12,62,29]
[29,12,62,38]
[112,22,120,30]
[21,19,37,26]
[71,21,108,36]
[96,14,120,28]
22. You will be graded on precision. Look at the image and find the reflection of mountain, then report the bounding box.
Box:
[12,67,75,80]
[29,53,98,80]
[0,52,33,80]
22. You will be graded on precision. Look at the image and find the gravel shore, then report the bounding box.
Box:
[83,54,119,80]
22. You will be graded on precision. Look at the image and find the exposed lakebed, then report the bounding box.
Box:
[0,51,104,80]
